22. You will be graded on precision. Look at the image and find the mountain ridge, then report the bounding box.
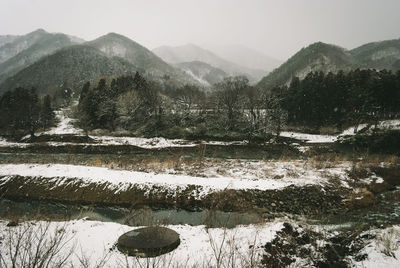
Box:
[85,33,200,86]
[153,44,267,83]
[0,45,137,95]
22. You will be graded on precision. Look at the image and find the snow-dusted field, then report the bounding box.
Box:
[0,219,283,267]
[0,161,354,198]
[1,219,398,268]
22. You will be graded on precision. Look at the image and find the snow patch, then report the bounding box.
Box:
[0,219,283,267]
[0,162,352,196]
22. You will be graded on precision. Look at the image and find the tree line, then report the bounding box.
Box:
[2,68,399,140]
[0,87,55,137]
[278,69,400,130]
[77,69,400,139]
[77,73,287,140]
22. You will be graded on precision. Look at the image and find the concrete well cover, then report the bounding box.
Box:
[117,226,180,257]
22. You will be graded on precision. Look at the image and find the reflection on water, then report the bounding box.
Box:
[0,199,262,228]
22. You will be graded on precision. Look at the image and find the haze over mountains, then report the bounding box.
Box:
[174,61,227,86]
[0,30,201,95]
[206,44,283,72]
[0,28,399,96]
[153,44,268,83]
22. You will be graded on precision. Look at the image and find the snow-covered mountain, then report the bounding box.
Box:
[85,33,199,86]
[0,45,137,96]
[174,61,227,86]
[0,30,83,83]
[0,31,203,95]
[153,44,267,83]
[0,35,19,48]
[257,39,400,90]
[257,42,358,89]
[350,38,400,71]
[0,29,49,64]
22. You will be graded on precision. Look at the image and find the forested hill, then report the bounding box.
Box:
[0,32,80,84]
[257,42,358,89]
[85,33,200,87]
[0,31,201,96]
[257,38,400,90]
[0,45,137,96]
[350,38,400,71]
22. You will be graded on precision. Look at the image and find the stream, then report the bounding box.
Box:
[2,187,400,230]
[0,199,263,228]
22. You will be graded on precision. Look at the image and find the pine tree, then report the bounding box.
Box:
[40,95,55,130]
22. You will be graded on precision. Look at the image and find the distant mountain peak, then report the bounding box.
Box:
[33,28,47,33]
[257,41,356,89]
[153,44,267,83]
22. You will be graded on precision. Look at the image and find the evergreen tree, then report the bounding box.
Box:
[40,95,55,130]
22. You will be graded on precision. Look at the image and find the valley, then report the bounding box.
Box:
[1,12,400,266]
[1,103,400,267]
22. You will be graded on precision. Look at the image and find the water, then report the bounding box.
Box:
[0,199,262,228]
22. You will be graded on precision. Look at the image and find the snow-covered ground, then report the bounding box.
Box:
[352,225,400,268]
[281,131,337,143]
[91,136,198,148]
[1,219,398,268]
[0,162,353,198]
[282,119,400,143]
[0,137,27,148]
[0,219,283,267]
[43,107,84,135]
[342,120,400,136]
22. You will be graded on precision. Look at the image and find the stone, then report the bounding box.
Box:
[117,226,180,257]
[6,221,18,227]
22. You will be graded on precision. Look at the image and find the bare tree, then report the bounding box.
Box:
[116,90,142,129]
[262,92,288,137]
[215,76,249,130]
[172,85,204,116]
[0,221,75,268]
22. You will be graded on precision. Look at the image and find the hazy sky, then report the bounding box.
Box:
[1,0,400,60]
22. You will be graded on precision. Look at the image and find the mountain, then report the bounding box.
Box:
[174,61,227,86]
[153,44,267,83]
[0,31,82,83]
[86,33,198,86]
[0,29,49,64]
[0,45,137,95]
[207,44,282,72]
[257,42,358,89]
[0,35,18,48]
[350,38,400,71]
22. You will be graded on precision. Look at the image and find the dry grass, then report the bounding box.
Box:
[305,155,345,170]
[376,227,400,257]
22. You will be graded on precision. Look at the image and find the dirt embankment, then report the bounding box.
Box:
[0,175,348,215]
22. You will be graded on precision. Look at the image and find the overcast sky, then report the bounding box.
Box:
[1,0,400,60]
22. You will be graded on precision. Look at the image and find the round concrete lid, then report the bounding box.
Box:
[117,226,180,257]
